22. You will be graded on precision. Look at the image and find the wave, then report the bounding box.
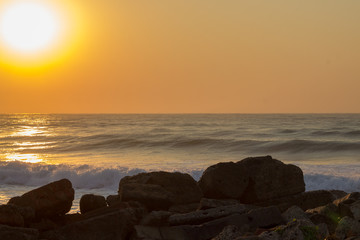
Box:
[1,161,359,193]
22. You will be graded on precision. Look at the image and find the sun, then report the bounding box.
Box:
[0,1,60,54]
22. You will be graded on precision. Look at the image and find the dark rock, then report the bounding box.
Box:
[212,225,248,240]
[8,179,74,218]
[0,224,39,240]
[0,204,24,227]
[168,203,199,213]
[42,209,136,240]
[237,156,305,203]
[334,192,360,206]
[140,211,172,226]
[80,194,107,214]
[246,206,284,228]
[198,162,249,199]
[256,190,342,212]
[262,219,318,240]
[106,195,120,206]
[199,198,240,210]
[169,204,253,226]
[119,171,202,210]
[306,203,340,232]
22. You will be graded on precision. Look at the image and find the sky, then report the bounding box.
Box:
[0,0,360,113]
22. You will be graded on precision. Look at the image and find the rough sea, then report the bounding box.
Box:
[1,114,359,212]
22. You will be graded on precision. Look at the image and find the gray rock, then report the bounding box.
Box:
[282,205,310,223]
[119,171,202,211]
[80,194,107,214]
[8,179,74,219]
[237,156,305,203]
[0,224,39,240]
[335,216,360,240]
[198,162,249,199]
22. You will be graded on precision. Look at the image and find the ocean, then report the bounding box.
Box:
[1,114,360,212]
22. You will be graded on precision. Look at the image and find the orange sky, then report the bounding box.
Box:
[1,0,360,113]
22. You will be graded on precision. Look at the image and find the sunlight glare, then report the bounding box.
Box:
[0,1,60,53]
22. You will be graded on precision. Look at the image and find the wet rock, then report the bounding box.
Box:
[198,162,249,199]
[0,224,39,240]
[119,171,202,210]
[237,156,305,203]
[8,179,74,219]
[80,194,107,214]
[199,198,241,210]
[0,204,24,227]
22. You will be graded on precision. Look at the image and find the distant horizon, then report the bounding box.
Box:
[2,112,360,115]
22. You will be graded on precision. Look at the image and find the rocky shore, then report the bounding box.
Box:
[0,156,359,240]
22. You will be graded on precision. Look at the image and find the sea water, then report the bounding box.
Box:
[1,114,360,212]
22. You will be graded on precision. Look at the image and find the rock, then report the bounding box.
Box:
[106,195,120,206]
[306,203,340,233]
[0,224,39,240]
[317,223,330,239]
[257,190,342,212]
[169,204,253,226]
[42,209,136,240]
[334,192,360,206]
[335,216,360,240]
[0,204,24,227]
[135,214,250,240]
[246,206,284,228]
[282,205,311,223]
[168,203,199,213]
[199,198,240,210]
[212,225,248,240]
[140,211,172,226]
[8,179,74,218]
[266,219,318,240]
[198,162,249,199]
[80,194,107,214]
[136,206,283,240]
[334,193,360,219]
[236,156,305,203]
[119,171,202,210]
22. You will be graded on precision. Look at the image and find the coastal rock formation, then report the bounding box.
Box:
[8,179,74,219]
[80,194,107,214]
[118,171,202,210]
[237,156,305,203]
[2,156,360,240]
[198,162,249,199]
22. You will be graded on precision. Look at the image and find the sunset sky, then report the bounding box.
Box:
[1,0,359,113]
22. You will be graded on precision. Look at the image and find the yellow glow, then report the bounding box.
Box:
[0,2,59,53]
[11,126,47,137]
[5,153,44,163]
[0,0,87,75]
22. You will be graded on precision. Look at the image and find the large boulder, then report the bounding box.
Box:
[118,171,202,210]
[198,162,249,199]
[237,156,305,203]
[80,194,107,214]
[8,179,74,218]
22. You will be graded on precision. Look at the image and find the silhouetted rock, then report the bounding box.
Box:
[119,171,202,210]
[8,179,74,219]
[0,224,38,240]
[106,195,120,206]
[199,198,240,210]
[80,194,107,214]
[0,204,24,227]
[42,209,136,240]
[199,162,249,199]
[237,156,305,203]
